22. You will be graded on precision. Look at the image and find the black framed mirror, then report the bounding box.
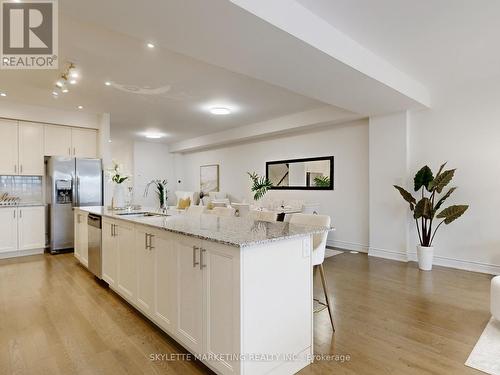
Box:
[266,156,334,190]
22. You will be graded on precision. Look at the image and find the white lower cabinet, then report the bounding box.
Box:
[102,219,117,286]
[74,211,88,266]
[0,208,18,253]
[0,207,45,258]
[115,221,136,300]
[135,226,155,314]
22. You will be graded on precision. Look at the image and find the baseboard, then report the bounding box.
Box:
[0,248,44,260]
[368,247,408,262]
[327,239,368,253]
[408,252,500,275]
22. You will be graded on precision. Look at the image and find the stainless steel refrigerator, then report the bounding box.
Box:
[47,157,103,253]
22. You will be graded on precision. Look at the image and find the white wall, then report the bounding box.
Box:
[133,142,176,208]
[177,119,369,251]
[408,85,500,273]
[369,112,410,261]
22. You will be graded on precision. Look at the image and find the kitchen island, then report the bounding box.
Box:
[74,206,331,375]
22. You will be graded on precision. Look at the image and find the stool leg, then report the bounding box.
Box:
[319,264,335,331]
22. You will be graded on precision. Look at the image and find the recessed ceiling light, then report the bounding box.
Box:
[210,107,231,115]
[77,105,83,109]
[147,42,155,49]
[145,133,164,139]
[104,81,111,86]
[0,92,6,97]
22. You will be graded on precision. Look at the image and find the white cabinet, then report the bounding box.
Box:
[115,221,136,300]
[44,125,72,156]
[0,120,44,176]
[18,206,45,250]
[102,219,117,286]
[0,119,19,175]
[72,128,97,158]
[202,240,240,374]
[0,208,18,253]
[19,122,44,175]
[175,235,204,354]
[153,230,177,333]
[136,226,155,314]
[74,210,88,266]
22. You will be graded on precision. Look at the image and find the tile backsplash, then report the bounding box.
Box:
[0,176,43,203]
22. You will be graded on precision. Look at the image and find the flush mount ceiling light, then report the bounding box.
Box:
[144,133,164,139]
[104,81,112,86]
[146,42,155,49]
[77,105,83,109]
[209,107,231,115]
[52,62,80,95]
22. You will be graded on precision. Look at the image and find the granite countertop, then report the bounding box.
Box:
[0,203,46,207]
[75,206,332,248]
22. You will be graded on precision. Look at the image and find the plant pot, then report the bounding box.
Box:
[417,245,434,271]
[113,184,126,208]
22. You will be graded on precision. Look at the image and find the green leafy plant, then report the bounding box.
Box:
[314,175,330,187]
[247,172,273,201]
[394,163,469,247]
[107,160,130,184]
[144,179,168,208]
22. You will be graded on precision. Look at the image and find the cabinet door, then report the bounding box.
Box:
[175,234,203,354]
[202,240,240,374]
[74,212,82,261]
[0,208,18,253]
[136,227,155,314]
[44,125,72,156]
[18,122,44,175]
[102,219,117,286]
[79,212,89,266]
[154,231,177,333]
[116,222,136,300]
[71,128,97,158]
[0,119,18,175]
[18,206,45,250]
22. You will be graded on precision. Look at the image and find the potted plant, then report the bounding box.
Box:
[394,163,469,271]
[247,172,273,201]
[144,179,168,211]
[107,160,130,209]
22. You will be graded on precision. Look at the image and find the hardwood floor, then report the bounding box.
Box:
[0,251,491,374]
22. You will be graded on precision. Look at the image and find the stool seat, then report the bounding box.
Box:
[492,276,500,321]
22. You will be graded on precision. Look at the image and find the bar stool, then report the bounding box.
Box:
[289,213,334,330]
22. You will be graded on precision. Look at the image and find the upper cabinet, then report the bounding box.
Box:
[72,128,97,158]
[44,125,72,157]
[0,119,19,175]
[45,125,97,158]
[19,122,44,175]
[0,120,44,176]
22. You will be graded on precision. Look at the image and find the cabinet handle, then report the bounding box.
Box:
[148,234,154,250]
[111,224,115,237]
[193,246,200,268]
[73,147,76,155]
[200,248,207,270]
[19,209,22,219]
[145,233,148,249]
[14,165,17,173]
[68,147,71,156]
[20,165,22,174]
[13,210,16,219]
[113,224,117,237]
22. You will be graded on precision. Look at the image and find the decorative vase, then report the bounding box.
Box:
[417,245,434,271]
[113,184,126,208]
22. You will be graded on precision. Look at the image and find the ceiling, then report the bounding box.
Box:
[296,0,500,94]
[0,10,327,143]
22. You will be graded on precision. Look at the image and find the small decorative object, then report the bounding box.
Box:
[314,175,330,187]
[107,160,130,209]
[144,179,168,210]
[247,172,273,201]
[394,162,469,271]
[200,164,219,194]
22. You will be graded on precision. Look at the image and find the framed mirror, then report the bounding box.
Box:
[266,156,334,190]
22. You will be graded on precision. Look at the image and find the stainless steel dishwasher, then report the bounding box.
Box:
[87,214,102,278]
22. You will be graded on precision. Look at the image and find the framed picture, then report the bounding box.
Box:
[200,164,219,194]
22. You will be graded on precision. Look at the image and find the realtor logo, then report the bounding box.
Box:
[1,0,58,69]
